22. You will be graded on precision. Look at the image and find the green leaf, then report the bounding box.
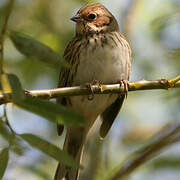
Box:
[20,133,79,168]
[8,31,68,68]
[7,73,25,102]
[0,120,13,142]
[0,148,9,179]
[150,157,180,169]
[0,120,26,156]
[7,73,84,127]
[16,96,84,127]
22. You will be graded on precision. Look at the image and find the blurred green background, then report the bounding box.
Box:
[0,0,180,179]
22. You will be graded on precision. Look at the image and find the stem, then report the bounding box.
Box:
[0,0,15,136]
[0,0,14,73]
[0,76,179,105]
[109,122,180,180]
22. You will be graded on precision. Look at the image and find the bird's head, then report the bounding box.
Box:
[71,3,119,36]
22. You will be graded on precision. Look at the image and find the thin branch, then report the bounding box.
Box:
[0,76,179,105]
[109,121,180,180]
[0,0,14,73]
[0,0,15,138]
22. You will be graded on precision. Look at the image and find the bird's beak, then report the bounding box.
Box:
[70,14,81,22]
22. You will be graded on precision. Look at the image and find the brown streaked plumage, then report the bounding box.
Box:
[55,3,132,180]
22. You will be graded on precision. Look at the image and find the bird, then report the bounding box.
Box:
[54,3,132,180]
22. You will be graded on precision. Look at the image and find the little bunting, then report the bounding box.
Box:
[55,3,132,180]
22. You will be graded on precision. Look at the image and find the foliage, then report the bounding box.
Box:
[0,0,179,180]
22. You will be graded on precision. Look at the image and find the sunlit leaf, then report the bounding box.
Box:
[16,96,84,127]
[0,74,11,93]
[20,133,80,168]
[0,148,9,179]
[8,31,68,68]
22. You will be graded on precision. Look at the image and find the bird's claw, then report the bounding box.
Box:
[119,80,129,98]
[85,83,94,101]
[85,80,101,101]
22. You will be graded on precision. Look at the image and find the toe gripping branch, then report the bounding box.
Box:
[86,80,101,101]
[119,80,129,98]
[86,80,129,100]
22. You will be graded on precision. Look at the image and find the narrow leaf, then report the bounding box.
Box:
[16,96,84,127]
[0,120,13,142]
[7,73,84,127]
[7,73,25,102]
[0,120,26,156]
[20,133,79,168]
[8,31,68,68]
[0,148,9,179]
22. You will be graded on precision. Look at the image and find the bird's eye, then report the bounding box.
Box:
[88,13,96,20]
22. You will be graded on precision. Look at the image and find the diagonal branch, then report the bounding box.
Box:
[109,121,180,180]
[0,76,180,105]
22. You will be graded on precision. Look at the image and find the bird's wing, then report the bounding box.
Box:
[100,95,125,139]
[57,37,81,135]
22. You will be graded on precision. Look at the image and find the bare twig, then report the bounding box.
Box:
[109,121,180,180]
[0,76,179,105]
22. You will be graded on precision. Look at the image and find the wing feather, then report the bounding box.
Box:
[57,37,81,135]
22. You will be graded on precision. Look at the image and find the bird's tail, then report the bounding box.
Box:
[54,127,86,180]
